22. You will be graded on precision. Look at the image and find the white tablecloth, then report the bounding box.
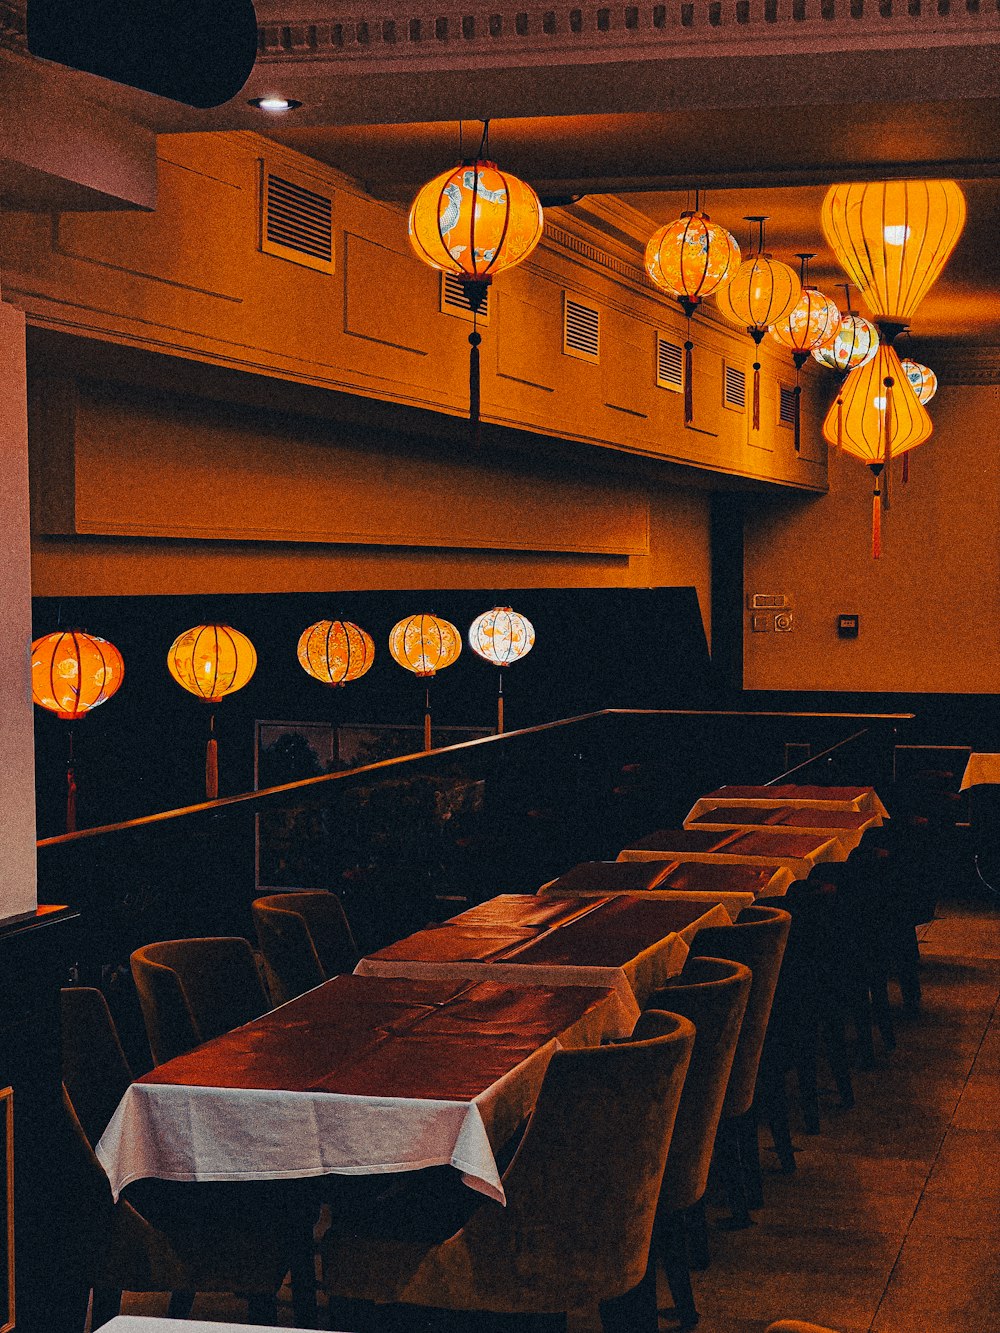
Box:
[680,812,881,855]
[685,786,889,822]
[617,834,844,876]
[960,754,1000,790]
[536,884,757,918]
[99,1321,326,1333]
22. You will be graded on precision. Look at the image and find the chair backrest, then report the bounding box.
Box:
[636,955,752,1211]
[689,905,791,1117]
[61,987,134,1146]
[455,1011,695,1311]
[252,891,358,1005]
[131,937,269,1066]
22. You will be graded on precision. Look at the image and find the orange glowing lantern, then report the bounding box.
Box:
[644,197,740,423]
[822,342,932,558]
[469,606,535,734]
[768,254,842,452]
[821,180,966,334]
[715,217,801,430]
[298,619,375,688]
[389,614,462,750]
[167,623,257,798]
[32,629,125,832]
[409,121,543,441]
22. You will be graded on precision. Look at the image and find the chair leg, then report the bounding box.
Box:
[686,1199,711,1270]
[766,1094,796,1174]
[166,1290,196,1318]
[715,1117,752,1229]
[600,1255,657,1333]
[90,1287,123,1329]
[246,1291,279,1324]
[869,969,897,1051]
[739,1108,764,1211]
[658,1211,698,1329]
[290,1225,319,1328]
[823,1017,855,1110]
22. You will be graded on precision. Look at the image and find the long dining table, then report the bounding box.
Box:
[96,972,633,1207]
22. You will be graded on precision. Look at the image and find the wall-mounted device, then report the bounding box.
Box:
[837,614,860,639]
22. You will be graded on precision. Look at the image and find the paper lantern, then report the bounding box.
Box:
[900,358,938,405]
[768,254,842,451]
[813,314,879,372]
[389,614,462,750]
[409,123,543,440]
[715,218,801,429]
[644,204,740,424]
[32,629,125,832]
[32,629,124,720]
[822,343,932,558]
[298,620,375,687]
[821,180,966,329]
[167,624,257,798]
[469,606,535,733]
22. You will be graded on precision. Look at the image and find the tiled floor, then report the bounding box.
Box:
[121,892,1000,1332]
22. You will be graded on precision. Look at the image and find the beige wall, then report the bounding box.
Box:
[744,381,1000,694]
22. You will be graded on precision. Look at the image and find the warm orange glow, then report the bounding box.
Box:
[822,343,932,463]
[389,614,462,677]
[812,314,879,371]
[167,624,257,701]
[468,606,535,666]
[769,286,842,355]
[715,252,801,332]
[298,619,375,687]
[821,180,966,322]
[644,212,740,308]
[900,358,938,404]
[31,629,125,719]
[408,160,543,283]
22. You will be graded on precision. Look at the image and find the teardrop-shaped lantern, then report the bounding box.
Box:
[298,620,375,688]
[821,180,966,328]
[715,217,801,430]
[32,628,126,832]
[409,122,543,442]
[167,624,257,799]
[900,358,938,405]
[768,254,843,452]
[822,343,932,559]
[389,614,462,751]
[469,606,535,734]
[645,199,740,424]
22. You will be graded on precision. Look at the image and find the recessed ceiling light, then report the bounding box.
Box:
[248,96,302,113]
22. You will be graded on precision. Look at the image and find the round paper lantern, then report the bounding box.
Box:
[768,279,842,361]
[167,624,257,702]
[715,219,801,429]
[813,313,879,372]
[644,210,741,314]
[298,619,375,688]
[900,358,938,405]
[469,606,535,734]
[31,629,124,720]
[389,614,462,678]
[821,180,966,327]
[821,342,932,558]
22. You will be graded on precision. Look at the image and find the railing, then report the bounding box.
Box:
[256,0,1000,69]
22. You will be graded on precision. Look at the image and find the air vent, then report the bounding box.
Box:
[656,336,684,392]
[778,384,797,426]
[260,162,335,274]
[440,272,490,324]
[563,295,600,363]
[724,363,746,412]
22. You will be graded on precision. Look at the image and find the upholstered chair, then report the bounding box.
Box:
[322,1014,696,1332]
[252,890,359,1005]
[61,986,134,1146]
[689,905,791,1227]
[636,956,752,1329]
[130,936,270,1066]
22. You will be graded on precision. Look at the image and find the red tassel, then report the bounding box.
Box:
[469,329,481,447]
[872,487,882,560]
[753,362,761,431]
[793,384,801,453]
[66,763,77,833]
[836,394,843,448]
[883,377,893,511]
[684,339,694,425]
[206,737,219,800]
[902,452,909,484]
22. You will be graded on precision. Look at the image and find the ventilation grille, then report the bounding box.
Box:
[724,363,747,411]
[260,163,335,274]
[563,295,600,363]
[656,336,684,392]
[440,272,490,324]
[779,384,798,426]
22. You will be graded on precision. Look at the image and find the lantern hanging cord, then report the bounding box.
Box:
[66,723,77,834]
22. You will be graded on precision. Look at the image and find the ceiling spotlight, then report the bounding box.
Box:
[248,96,301,112]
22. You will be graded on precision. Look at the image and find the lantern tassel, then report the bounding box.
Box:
[684,314,694,425]
[793,382,802,454]
[836,393,843,449]
[469,328,481,447]
[870,465,883,561]
[497,672,505,736]
[206,711,219,800]
[66,726,77,834]
[424,685,432,752]
[753,361,761,431]
[883,376,893,512]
